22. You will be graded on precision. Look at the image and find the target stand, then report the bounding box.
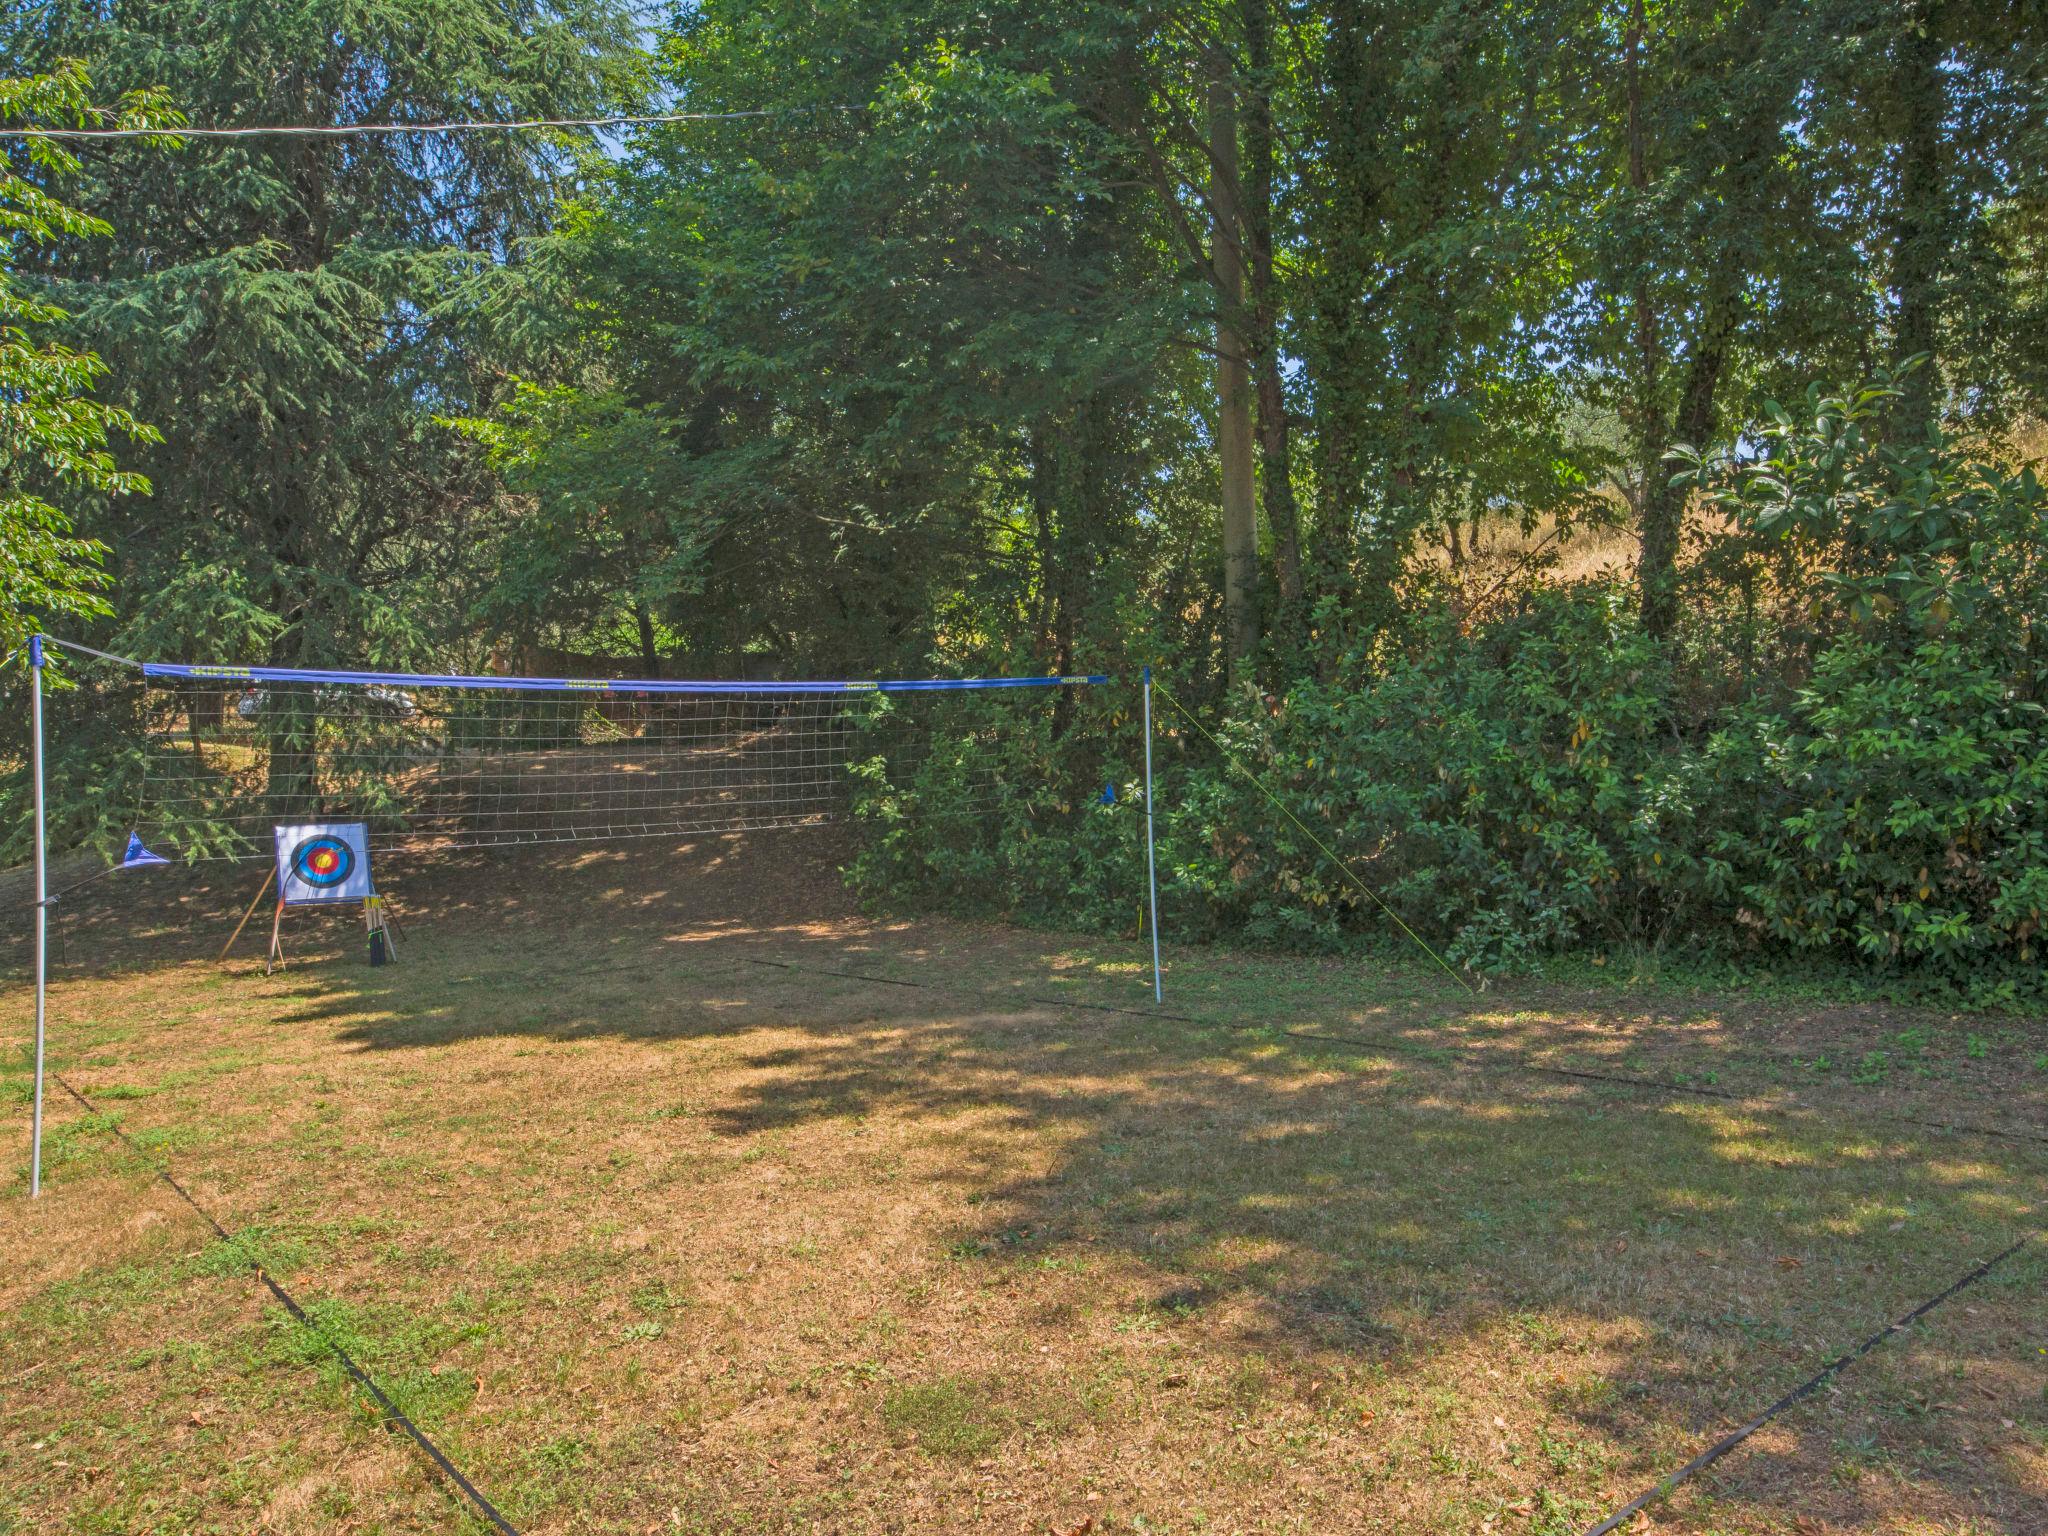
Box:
[263,893,400,973]
[263,823,396,974]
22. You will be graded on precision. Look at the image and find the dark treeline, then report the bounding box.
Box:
[6,1,2048,997]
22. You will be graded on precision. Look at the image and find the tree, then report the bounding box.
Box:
[1295,1,1597,651]
[1240,0,1305,640]
[1208,60,1260,676]
[1563,0,1862,640]
[0,64,172,663]
[474,2,1200,684]
[3,0,645,669]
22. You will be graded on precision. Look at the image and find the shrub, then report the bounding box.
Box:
[852,374,2048,1003]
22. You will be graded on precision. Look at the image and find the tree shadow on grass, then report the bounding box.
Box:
[699,996,2046,1530]
[12,836,2046,1531]
[0,825,864,984]
[285,916,2048,1530]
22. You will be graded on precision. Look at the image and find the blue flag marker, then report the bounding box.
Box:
[120,832,170,868]
[1099,782,1117,805]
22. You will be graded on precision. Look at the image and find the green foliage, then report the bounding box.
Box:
[847,688,1142,933]
[1676,373,2048,994]
[1166,590,1708,970]
[6,0,646,671]
[1682,364,2048,638]
[0,63,174,661]
[863,379,2048,1002]
[2,2,645,855]
[465,0,1196,677]
[1715,637,2048,982]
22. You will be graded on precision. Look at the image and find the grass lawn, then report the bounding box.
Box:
[1,832,2043,1534]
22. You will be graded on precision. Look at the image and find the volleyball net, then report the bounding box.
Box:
[28,637,1112,861]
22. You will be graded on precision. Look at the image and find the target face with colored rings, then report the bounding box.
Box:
[273,821,372,904]
[291,835,356,889]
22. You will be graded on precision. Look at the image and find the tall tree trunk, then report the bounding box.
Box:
[633,600,661,677]
[1640,278,1739,628]
[1304,0,1393,667]
[1242,0,1303,654]
[1637,0,1792,638]
[1209,65,1260,679]
[1028,418,1084,738]
[1623,0,1684,640]
[1891,2,1946,440]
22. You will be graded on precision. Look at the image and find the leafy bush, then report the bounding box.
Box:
[852,374,2048,1003]
[1164,589,1719,971]
[845,686,1144,934]
[1705,637,2048,986]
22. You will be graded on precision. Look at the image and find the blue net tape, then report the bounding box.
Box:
[137,662,1109,695]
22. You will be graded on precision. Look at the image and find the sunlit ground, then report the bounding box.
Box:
[2,833,2042,1534]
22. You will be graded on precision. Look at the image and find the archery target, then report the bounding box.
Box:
[274,822,373,905]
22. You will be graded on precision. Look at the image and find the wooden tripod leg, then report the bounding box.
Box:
[219,866,278,965]
[266,900,285,975]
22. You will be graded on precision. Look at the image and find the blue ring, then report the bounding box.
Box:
[290,835,356,889]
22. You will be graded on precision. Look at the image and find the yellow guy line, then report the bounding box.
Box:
[1149,677,1477,995]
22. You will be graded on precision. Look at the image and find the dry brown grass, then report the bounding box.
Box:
[1,833,2043,1535]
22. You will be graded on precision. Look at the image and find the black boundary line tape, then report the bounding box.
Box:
[48,1073,521,1536]
[1580,1231,2037,1535]
[34,948,2039,1536]
[736,956,2048,1150]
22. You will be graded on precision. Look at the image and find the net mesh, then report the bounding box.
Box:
[89,667,1074,860]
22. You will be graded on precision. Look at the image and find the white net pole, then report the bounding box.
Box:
[1144,664,1162,1003]
[30,636,48,1197]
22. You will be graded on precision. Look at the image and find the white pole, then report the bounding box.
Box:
[1143,665,1162,1003]
[29,635,48,1197]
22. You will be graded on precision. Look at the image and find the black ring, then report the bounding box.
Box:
[289,835,356,889]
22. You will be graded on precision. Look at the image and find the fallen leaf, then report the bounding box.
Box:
[1056,1520,1094,1536]
[1776,1255,1804,1270]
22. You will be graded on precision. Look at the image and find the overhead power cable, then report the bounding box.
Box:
[0,105,860,141]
